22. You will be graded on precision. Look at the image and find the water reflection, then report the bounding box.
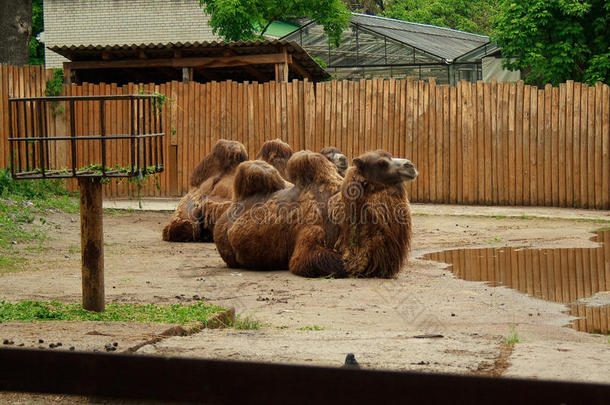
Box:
[423,230,610,334]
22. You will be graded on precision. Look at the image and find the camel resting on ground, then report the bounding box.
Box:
[213,149,417,278]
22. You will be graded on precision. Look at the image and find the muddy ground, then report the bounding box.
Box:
[1,202,610,403]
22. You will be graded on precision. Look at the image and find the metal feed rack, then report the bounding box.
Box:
[7,94,165,312]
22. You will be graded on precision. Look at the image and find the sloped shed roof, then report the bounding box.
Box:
[50,39,329,83]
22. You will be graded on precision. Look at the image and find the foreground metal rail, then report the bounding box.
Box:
[0,348,608,405]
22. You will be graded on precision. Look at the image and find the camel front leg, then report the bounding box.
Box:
[289,226,346,278]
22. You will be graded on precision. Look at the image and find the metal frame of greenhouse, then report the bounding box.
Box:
[281,13,500,85]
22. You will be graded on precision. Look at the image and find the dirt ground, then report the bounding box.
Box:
[1,201,610,403]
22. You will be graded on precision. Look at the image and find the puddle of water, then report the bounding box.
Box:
[423,230,610,334]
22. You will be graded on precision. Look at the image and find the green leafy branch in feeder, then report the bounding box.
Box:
[45,69,65,117]
[137,86,174,115]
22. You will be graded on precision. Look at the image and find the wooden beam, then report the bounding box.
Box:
[65,53,289,70]
[138,50,147,60]
[101,51,112,61]
[223,49,267,82]
[289,59,312,80]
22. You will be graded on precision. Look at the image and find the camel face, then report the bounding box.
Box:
[352,151,418,186]
[320,147,349,176]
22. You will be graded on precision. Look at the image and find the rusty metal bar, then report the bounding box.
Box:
[147,98,153,172]
[159,100,164,168]
[69,100,77,176]
[37,100,46,177]
[136,97,141,174]
[29,99,36,170]
[100,100,106,176]
[9,95,158,102]
[1,348,610,405]
[130,98,136,174]
[9,133,164,142]
[42,100,50,175]
[23,102,30,171]
[8,101,14,177]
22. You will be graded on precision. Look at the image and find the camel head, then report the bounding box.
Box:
[351,150,418,187]
[320,147,348,176]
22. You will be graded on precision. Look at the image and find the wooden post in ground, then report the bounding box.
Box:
[78,177,105,312]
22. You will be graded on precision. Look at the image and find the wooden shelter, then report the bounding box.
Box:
[49,40,329,85]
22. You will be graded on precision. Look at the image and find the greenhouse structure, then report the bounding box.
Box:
[281,13,501,85]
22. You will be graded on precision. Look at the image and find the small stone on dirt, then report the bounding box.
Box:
[69,346,75,351]
[38,339,44,343]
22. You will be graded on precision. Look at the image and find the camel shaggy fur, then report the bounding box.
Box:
[213,149,417,278]
[255,139,293,180]
[162,139,248,242]
[162,139,295,242]
[320,147,348,177]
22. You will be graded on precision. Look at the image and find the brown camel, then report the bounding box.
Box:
[320,147,348,177]
[162,139,294,242]
[162,139,248,242]
[213,150,417,278]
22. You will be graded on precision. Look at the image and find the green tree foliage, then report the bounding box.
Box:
[342,0,386,14]
[29,0,44,65]
[382,0,495,34]
[199,0,350,46]
[493,0,610,86]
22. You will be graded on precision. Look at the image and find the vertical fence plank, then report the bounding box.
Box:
[594,82,603,209]
[602,84,610,207]
[529,86,537,205]
[522,84,530,205]
[565,81,574,207]
[435,82,443,202]
[587,85,595,208]
[442,85,450,202]
[558,83,566,207]
[449,85,457,204]
[515,81,523,205]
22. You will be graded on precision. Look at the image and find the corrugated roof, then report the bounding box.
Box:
[350,14,489,61]
[49,39,329,81]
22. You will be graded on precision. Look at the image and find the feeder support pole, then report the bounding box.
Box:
[78,177,105,312]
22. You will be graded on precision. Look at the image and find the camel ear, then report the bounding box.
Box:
[352,157,364,169]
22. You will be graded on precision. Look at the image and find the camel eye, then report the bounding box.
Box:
[377,160,388,168]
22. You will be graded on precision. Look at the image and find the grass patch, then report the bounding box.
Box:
[503,325,520,345]
[0,169,78,273]
[232,315,263,330]
[299,325,324,331]
[484,237,502,243]
[491,215,506,219]
[0,300,226,325]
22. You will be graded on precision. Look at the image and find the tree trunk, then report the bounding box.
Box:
[0,0,32,65]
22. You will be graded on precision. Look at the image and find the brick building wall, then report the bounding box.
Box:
[43,0,220,68]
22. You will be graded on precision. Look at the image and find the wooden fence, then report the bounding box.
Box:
[1,64,609,209]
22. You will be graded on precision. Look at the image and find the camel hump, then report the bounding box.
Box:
[190,139,248,188]
[233,160,286,200]
[256,139,293,161]
[287,150,340,187]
